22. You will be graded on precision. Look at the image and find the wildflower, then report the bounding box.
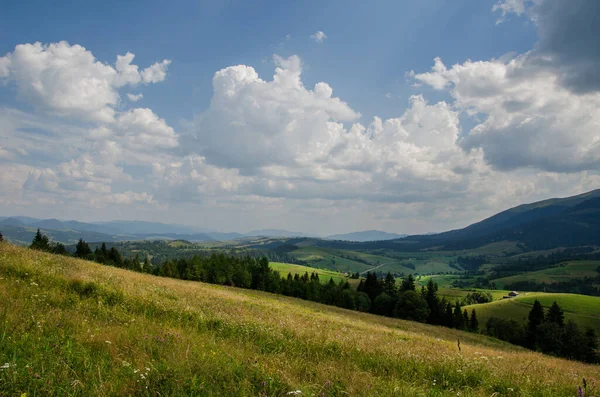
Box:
[30,282,38,286]
[578,386,584,397]
[1,363,10,370]
[287,391,302,395]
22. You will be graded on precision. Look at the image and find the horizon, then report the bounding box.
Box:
[3,186,596,236]
[1,0,599,235]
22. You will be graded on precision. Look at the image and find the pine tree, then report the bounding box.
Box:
[469,309,479,332]
[546,301,565,327]
[383,272,397,297]
[444,301,454,328]
[30,229,50,251]
[0,230,3,242]
[425,279,441,324]
[453,301,464,330]
[400,274,415,292]
[585,328,599,363]
[74,238,92,258]
[527,299,545,348]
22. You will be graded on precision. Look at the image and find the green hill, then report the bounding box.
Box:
[401,190,600,251]
[269,262,351,285]
[465,292,600,332]
[1,242,598,396]
[492,260,600,287]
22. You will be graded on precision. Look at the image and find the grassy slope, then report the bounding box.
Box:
[291,247,456,275]
[0,243,598,396]
[435,288,511,303]
[465,292,600,331]
[492,261,600,287]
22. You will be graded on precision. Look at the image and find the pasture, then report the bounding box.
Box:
[1,242,598,396]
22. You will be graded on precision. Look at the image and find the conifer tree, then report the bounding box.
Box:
[527,299,545,348]
[74,238,92,258]
[383,272,397,297]
[424,279,441,324]
[400,274,416,292]
[30,229,50,251]
[469,309,479,332]
[453,301,464,329]
[546,301,565,327]
[444,301,454,327]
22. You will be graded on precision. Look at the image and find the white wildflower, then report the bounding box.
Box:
[286,391,302,395]
[30,282,38,286]
[0,363,10,370]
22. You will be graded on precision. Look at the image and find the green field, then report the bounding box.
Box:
[270,262,350,284]
[291,246,457,275]
[492,260,600,287]
[436,288,511,303]
[1,242,599,396]
[465,292,600,332]
[415,274,468,288]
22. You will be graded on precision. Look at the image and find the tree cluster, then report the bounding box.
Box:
[357,273,479,331]
[29,229,68,255]
[485,300,598,363]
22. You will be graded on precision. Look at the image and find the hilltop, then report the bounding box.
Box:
[396,189,600,251]
[0,242,598,396]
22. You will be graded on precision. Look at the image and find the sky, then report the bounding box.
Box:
[0,0,599,235]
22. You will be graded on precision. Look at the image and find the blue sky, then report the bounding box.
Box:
[0,0,598,234]
[0,0,537,123]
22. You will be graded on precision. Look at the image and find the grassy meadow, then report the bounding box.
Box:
[1,242,599,396]
[290,246,457,275]
[464,292,600,332]
[434,288,511,303]
[269,262,350,285]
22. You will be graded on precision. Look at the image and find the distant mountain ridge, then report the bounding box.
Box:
[327,230,407,242]
[3,189,599,250]
[0,217,313,244]
[398,189,600,250]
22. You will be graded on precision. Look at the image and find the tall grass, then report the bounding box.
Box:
[0,242,598,396]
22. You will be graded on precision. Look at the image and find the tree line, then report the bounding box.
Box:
[485,300,598,363]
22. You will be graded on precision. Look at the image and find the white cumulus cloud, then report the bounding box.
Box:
[0,41,171,123]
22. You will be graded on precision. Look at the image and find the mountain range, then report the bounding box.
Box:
[2,189,600,249]
[395,189,600,251]
[0,217,394,244]
[326,230,408,242]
